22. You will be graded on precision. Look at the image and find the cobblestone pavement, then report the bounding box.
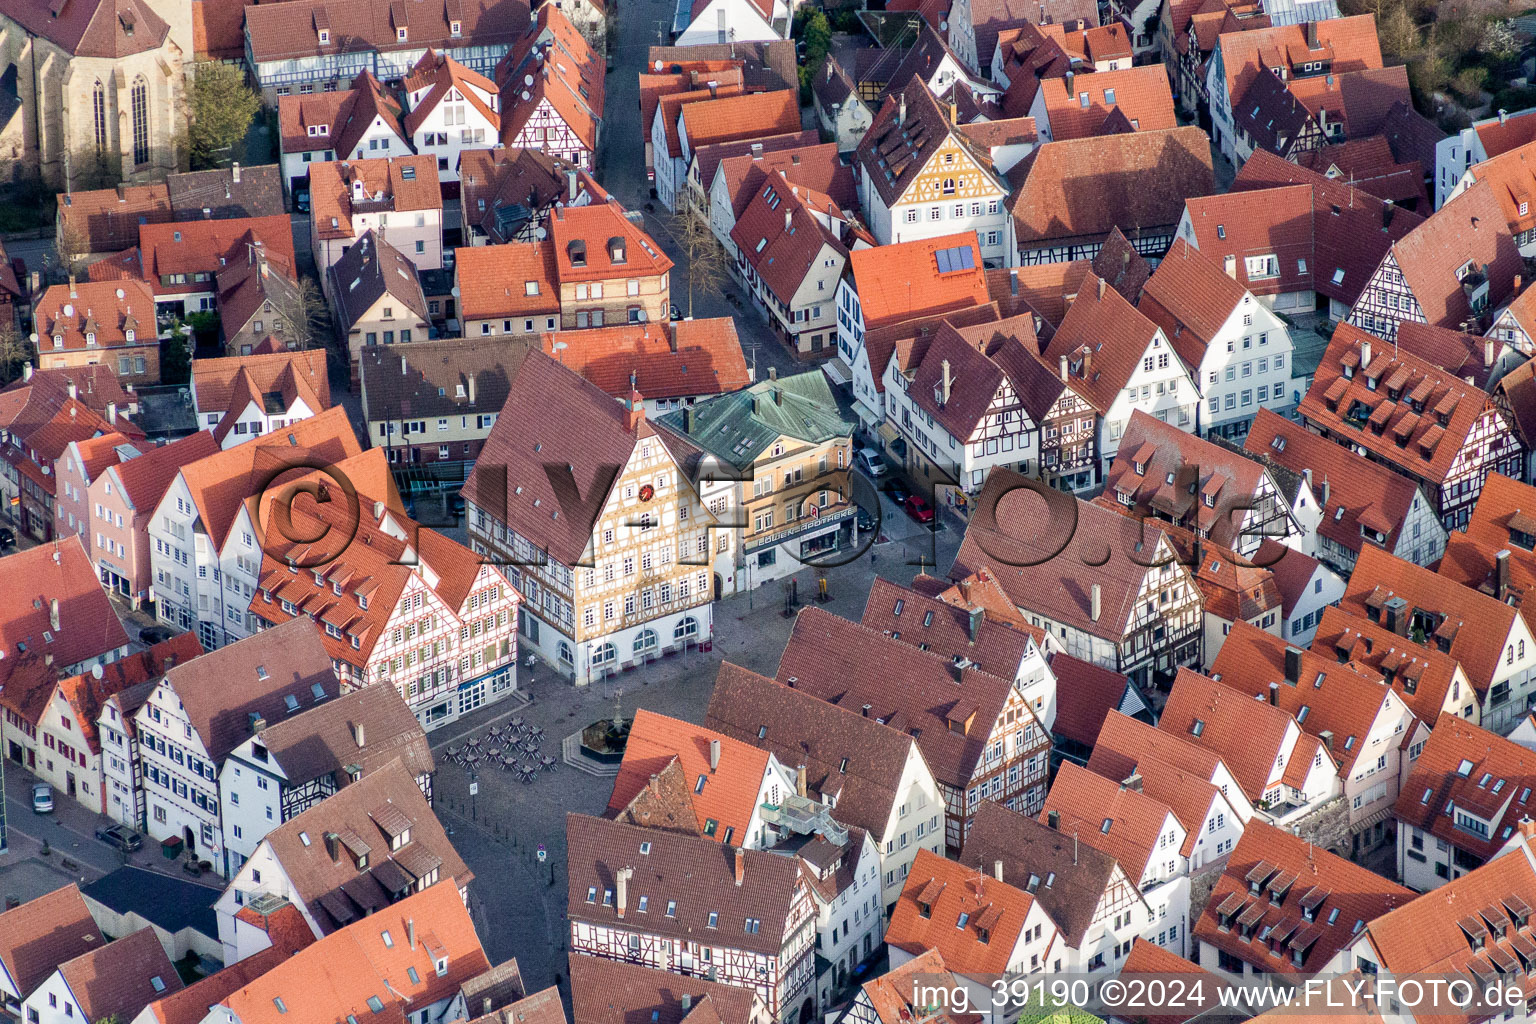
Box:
[430,489,964,995]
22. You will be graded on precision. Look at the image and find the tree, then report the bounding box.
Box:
[188,63,260,170]
[676,211,728,318]
[271,276,331,351]
[160,321,191,386]
[1480,18,1520,62]
[0,319,33,385]
[795,10,833,93]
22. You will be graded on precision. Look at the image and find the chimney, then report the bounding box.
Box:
[1319,729,1334,752]
[941,360,952,404]
[707,82,718,98]
[1321,476,1331,508]
[1520,816,1536,842]
[625,390,645,431]
[69,275,78,299]
[107,402,116,424]
[352,721,366,748]
[1059,354,1069,382]
[898,94,906,123]
[324,832,340,862]
[232,161,241,184]
[682,406,694,432]
[1090,583,1101,622]
[682,996,693,1013]
[407,918,416,949]
[67,379,77,401]
[948,100,957,124]
[1305,20,1318,46]
[467,372,477,405]
[1123,772,1143,793]
[1047,809,1061,830]
[993,859,1004,881]
[1097,277,1105,300]
[616,866,633,917]
[1284,645,1301,683]
[22,363,32,382]
[251,715,267,734]
[750,142,764,160]
[768,366,777,382]
[1268,680,1279,705]
[1497,549,1512,599]
[49,599,59,632]
[709,738,721,771]
[861,703,871,717]
[796,764,807,797]
[967,606,983,642]
[1500,108,1510,124]
[733,847,745,886]
[1485,339,1497,367]
[785,208,792,232]
[1360,340,1372,369]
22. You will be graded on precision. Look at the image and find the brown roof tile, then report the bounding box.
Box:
[569,957,763,1024]
[886,848,1041,974]
[1038,65,1176,140]
[539,320,749,401]
[246,0,530,63]
[0,886,104,999]
[1158,667,1303,801]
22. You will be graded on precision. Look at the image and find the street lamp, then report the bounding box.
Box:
[468,771,479,822]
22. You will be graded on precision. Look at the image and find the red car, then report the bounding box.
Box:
[903,495,936,524]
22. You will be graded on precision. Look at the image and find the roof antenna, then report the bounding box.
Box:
[1073,829,1078,865]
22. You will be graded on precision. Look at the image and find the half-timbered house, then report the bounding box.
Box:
[853,79,1012,267]
[496,7,604,171]
[567,814,818,1023]
[1313,605,1476,730]
[1347,181,1522,342]
[1192,820,1411,980]
[777,606,1053,852]
[705,662,948,909]
[1299,325,1524,531]
[1101,410,1308,557]
[218,684,434,871]
[1343,545,1536,736]
[953,470,1203,688]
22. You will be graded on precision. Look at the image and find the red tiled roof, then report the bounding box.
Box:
[0,886,104,999]
[1300,323,1502,487]
[885,848,1041,975]
[1137,238,1249,369]
[1048,653,1137,748]
[278,72,406,164]
[1039,274,1164,413]
[1041,761,1175,880]
[1394,712,1536,863]
[1193,819,1411,975]
[548,201,673,283]
[1341,545,1516,694]
[730,172,847,308]
[1038,65,1175,140]
[849,232,988,330]
[309,157,441,241]
[1158,667,1304,801]
[1217,16,1383,111]
[539,320,748,400]
[680,90,800,155]
[1313,605,1465,726]
[607,709,770,845]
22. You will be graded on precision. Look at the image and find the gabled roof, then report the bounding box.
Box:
[1456,473,1536,588]
[849,232,988,330]
[1366,178,1521,331]
[1394,321,1507,391]
[463,352,701,566]
[1215,15,1383,110]
[35,279,155,352]
[549,202,673,283]
[1193,819,1411,975]
[705,662,917,845]
[861,576,1045,675]
[497,7,604,152]
[857,950,980,1024]
[278,72,406,163]
[252,683,434,791]
[1137,238,1250,369]
[886,848,1041,974]
[958,799,1119,948]
[359,337,533,423]
[891,317,1038,441]
[0,537,129,712]
[714,140,857,221]
[730,172,847,308]
[964,0,1100,79]
[1395,712,1536,862]
[648,41,797,92]
[1243,408,1422,557]
[1294,135,1429,209]
[1042,762,1176,882]
[1313,605,1463,726]
[245,0,531,63]
[641,64,747,141]
[108,430,220,516]
[454,241,560,320]
[165,165,286,222]
[328,230,431,335]
[161,617,339,762]
[403,50,499,137]
[1121,939,1221,1024]
[1356,846,1536,989]
[774,606,1018,791]
[1210,619,1399,777]
[192,350,331,422]
[138,215,297,290]
[1088,710,1230,803]
[986,261,1093,329]
[658,371,850,470]
[55,633,202,756]
[1102,409,1274,550]
[1039,274,1164,412]
[1158,667,1302,801]
[680,90,801,155]
[1090,226,1151,305]
[607,709,771,845]
[1048,654,1145,749]
[260,759,472,935]
[1300,323,1500,487]
[1257,538,1326,620]
[53,927,182,1023]
[950,469,1178,641]
[459,147,577,244]
[0,886,104,999]
[1011,126,1214,246]
[856,77,1004,210]
[1341,545,1517,693]
[1038,65,1176,140]
[58,183,173,255]
[220,881,488,1024]
[566,813,804,957]
[310,157,442,241]
[541,320,749,401]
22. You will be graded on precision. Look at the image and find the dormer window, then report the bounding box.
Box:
[125,329,134,343]
[450,19,462,35]
[53,335,62,349]
[396,26,407,40]
[85,332,95,346]
[318,28,330,43]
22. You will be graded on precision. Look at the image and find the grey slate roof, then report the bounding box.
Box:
[327,230,431,334]
[657,371,852,470]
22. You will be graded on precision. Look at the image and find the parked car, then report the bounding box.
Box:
[31,783,53,813]
[0,527,14,550]
[903,495,936,524]
[95,824,143,852]
[139,625,175,645]
[670,303,683,321]
[856,506,878,534]
[882,479,910,506]
[854,447,888,479]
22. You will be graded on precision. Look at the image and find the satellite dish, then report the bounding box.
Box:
[451,285,461,297]
[535,227,547,240]
[522,90,531,101]
[115,288,125,299]
[525,73,534,86]
[91,663,104,679]
[28,333,37,343]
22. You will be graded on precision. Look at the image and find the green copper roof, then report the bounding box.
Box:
[657,370,853,469]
